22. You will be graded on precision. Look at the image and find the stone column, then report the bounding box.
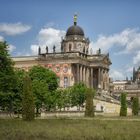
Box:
[101,68,103,89]
[85,67,87,86]
[90,67,93,88]
[105,69,109,90]
[81,66,83,82]
[86,67,90,87]
[98,67,101,89]
[80,65,83,82]
[77,64,80,83]
[83,66,85,84]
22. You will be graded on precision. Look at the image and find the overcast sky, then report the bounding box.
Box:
[0,0,140,80]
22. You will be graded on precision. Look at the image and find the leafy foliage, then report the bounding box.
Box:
[22,75,35,121]
[120,93,127,116]
[70,82,87,110]
[29,66,58,113]
[0,41,21,114]
[29,66,58,91]
[0,41,16,93]
[13,69,26,114]
[32,80,48,115]
[132,97,139,116]
[0,92,14,114]
[85,88,95,117]
[55,88,71,111]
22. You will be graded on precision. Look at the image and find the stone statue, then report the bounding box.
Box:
[38,46,41,55]
[86,49,88,54]
[99,48,101,54]
[107,53,109,57]
[53,45,56,53]
[46,46,48,54]
[83,47,85,53]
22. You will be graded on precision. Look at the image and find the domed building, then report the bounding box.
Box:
[13,15,112,92]
[61,15,89,54]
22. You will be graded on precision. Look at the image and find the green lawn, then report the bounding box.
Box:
[0,118,140,140]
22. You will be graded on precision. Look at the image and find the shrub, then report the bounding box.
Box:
[120,93,127,116]
[22,75,35,121]
[85,88,95,117]
[132,97,139,116]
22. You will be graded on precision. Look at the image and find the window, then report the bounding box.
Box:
[69,44,72,51]
[64,77,68,88]
[83,47,85,53]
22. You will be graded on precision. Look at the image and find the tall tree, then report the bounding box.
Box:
[22,75,35,121]
[120,93,127,116]
[13,69,26,116]
[132,97,139,116]
[85,88,95,117]
[0,41,17,115]
[0,41,16,92]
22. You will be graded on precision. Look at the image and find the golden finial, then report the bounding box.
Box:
[74,13,77,25]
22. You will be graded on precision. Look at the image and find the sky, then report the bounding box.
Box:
[0,0,140,81]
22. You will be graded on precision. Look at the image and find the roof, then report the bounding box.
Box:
[66,24,84,36]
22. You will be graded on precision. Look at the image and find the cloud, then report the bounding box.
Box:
[0,35,4,41]
[110,69,125,80]
[126,66,133,73]
[30,27,65,55]
[8,44,16,53]
[133,51,140,65]
[30,44,39,55]
[89,28,140,54]
[0,22,31,35]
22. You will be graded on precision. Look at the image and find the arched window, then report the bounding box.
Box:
[83,47,85,53]
[64,77,68,88]
[69,44,72,51]
[86,48,88,54]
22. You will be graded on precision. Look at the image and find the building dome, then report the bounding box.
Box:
[66,14,84,37]
[66,25,84,36]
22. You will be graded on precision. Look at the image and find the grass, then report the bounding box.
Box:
[0,117,140,140]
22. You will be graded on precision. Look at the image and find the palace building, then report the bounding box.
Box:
[12,15,112,91]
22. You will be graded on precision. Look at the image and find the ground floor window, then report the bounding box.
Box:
[64,77,68,88]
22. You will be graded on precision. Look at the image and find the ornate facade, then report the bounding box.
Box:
[12,15,112,91]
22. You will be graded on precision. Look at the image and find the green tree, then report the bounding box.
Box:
[32,80,48,116]
[13,69,26,116]
[0,92,14,116]
[132,97,139,116]
[0,41,16,93]
[29,66,58,112]
[29,66,58,91]
[0,41,18,115]
[71,82,87,110]
[120,93,127,116]
[85,88,95,117]
[22,75,35,121]
[55,88,71,111]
